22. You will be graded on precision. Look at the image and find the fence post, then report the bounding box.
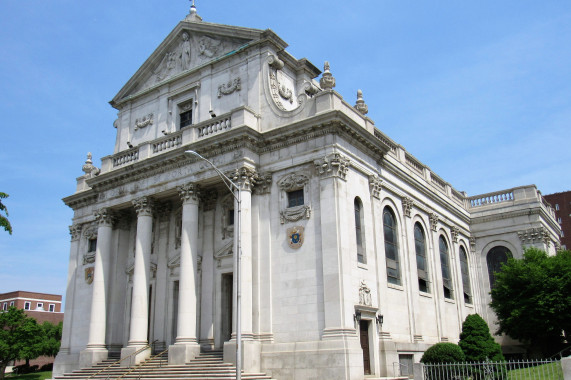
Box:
[413,362,423,380]
[562,356,571,380]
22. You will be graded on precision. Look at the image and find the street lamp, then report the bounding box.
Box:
[185,150,242,380]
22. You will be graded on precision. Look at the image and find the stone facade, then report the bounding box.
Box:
[53,8,561,380]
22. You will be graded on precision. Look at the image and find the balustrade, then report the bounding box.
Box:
[197,116,231,138]
[469,191,513,207]
[152,133,182,154]
[113,149,139,168]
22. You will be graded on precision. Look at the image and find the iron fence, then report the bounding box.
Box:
[422,358,563,380]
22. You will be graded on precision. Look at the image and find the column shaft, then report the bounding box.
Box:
[176,188,200,344]
[128,197,154,347]
[86,210,114,349]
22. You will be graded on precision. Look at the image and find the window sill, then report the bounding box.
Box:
[444,298,456,304]
[419,291,433,299]
[387,283,404,292]
[357,262,368,270]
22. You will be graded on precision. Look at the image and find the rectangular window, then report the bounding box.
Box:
[24,302,31,310]
[88,238,97,252]
[287,189,304,208]
[558,217,562,224]
[9,301,14,307]
[562,230,565,238]
[37,302,43,310]
[49,304,55,312]
[2,303,6,311]
[180,109,192,128]
[555,203,560,211]
[228,209,234,226]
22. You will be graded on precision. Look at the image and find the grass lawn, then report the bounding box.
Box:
[507,362,563,380]
[5,371,52,380]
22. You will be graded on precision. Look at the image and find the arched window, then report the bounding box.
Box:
[486,246,511,289]
[414,223,429,293]
[439,236,453,299]
[383,207,400,285]
[459,246,472,304]
[354,197,366,264]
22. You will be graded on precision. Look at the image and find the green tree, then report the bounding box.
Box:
[421,342,465,364]
[0,192,12,235]
[459,313,504,361]
[41,321,63,357]
[490,248,571,357]
[0,307,44,379]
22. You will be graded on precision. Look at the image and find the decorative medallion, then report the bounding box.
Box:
[287,226,304,249]
[85,267,94,284]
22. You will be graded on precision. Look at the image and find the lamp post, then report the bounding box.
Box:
[185,150,242,380]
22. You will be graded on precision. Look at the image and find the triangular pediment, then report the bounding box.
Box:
[111,20,275,107]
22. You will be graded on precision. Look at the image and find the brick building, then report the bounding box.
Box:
[0,291,64,371]
[544,191,571,250]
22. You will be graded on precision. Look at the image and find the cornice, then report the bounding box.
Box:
[380,159,471,225]
[62,189,98,210]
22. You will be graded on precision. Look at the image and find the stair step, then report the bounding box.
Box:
[55,352,275,380]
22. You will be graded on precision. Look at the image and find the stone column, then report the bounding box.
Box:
[223,167,260,372]
[169,183,201,365]
[121,196,154,366]
[79,209,115,368]
[199,190,218,349]
[53,224,83,376]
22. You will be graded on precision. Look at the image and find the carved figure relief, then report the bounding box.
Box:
[280,206,311,225]
[198,36,224,59]
[267,55,301,112]
[134,113,154,130]
[218,77,241,98]
[277,173,309,191]
[359,280,372,306]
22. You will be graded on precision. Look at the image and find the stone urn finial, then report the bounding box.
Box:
[354,89,368,115]
[82,152,100,178]
[320,61,336,90]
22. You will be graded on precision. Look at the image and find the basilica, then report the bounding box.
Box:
[53,6,561,379]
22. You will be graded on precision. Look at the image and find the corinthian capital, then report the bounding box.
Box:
[178,183,200,204]
[132,196,155,217]
[314,153,350,180]
[69,224,83,241]
[229,166,258,192]
[94,208,116,227]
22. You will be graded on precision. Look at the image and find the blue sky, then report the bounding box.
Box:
[0,1,570,301]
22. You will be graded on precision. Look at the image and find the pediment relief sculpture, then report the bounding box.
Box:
[139,31,247,91]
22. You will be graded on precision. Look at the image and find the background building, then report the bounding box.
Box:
[543,191,571,250]
[53,6,560,380]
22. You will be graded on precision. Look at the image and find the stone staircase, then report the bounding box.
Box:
[53,350,276,380]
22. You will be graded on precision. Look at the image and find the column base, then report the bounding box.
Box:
[79,347,108,369]
[53,351,80,377]
[168,343,200,365]
[120,345,150,367]
[223,339,261,373]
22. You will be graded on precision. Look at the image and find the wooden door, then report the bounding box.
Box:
[359,320,371,375]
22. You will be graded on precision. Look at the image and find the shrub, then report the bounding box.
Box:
[459,314,504,361]
[421,342,465,364]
